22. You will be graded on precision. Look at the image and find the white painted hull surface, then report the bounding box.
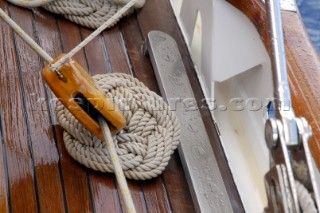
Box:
[170,0,274,211]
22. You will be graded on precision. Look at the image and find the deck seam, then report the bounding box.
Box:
[88,28,124,213]
[119,21,137,78]
[100,33,113,73]
[118,24,134,76]
[66,24,96,213]
[0,111,11,213]
[138,184,149,213]
[32,9,69,213]
[8,5,41,213]
[79,28,100,213]
[53,15,70,213]
[114,179,124,213]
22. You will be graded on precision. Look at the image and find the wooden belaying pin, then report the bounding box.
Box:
[43,54,127,140]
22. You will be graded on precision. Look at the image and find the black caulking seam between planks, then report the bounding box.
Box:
[32,9,69,213]
[8,4,40,212]
[0,109,12,213]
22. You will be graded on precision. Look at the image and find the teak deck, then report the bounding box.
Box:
[0,0,244,212]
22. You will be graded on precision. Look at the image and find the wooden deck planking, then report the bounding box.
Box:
[9,5,66,213]
[0,2,38,212]
[0,114,9,213]
[120,14,160,93]
[33,9,95,213]
[32,8,74,213]
[80,28,112,75]
[102,26,132,75]
[54,126,94,213]
[32,8,63,125]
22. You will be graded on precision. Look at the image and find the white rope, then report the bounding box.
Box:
[8,0,145,8]
[296,180,317,213]
[7,0,53,7]
[8,0,146,29]
[50,0,138,72]
[99,117,136,213]
[56,73,181,180]
[43,0,127,29]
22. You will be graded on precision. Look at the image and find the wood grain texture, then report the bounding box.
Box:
[9,5,66,213]
[0,2,38,212]
[0,119,9,213]
[32,8,63,125]
[227,0,320,168]
[36,11,95,213]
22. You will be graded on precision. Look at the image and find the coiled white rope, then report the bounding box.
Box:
[8,0,145,29]
[56,74,180,180]
[7,0,53,7]
[296,180,317,213]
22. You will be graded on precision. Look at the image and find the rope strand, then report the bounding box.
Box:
[296,180,317,213]
[7,0,53,7]
[99,117,136,213]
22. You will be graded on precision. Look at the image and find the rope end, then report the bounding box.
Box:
[115,0,146,9]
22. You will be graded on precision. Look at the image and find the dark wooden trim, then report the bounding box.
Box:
[227,0,320,168]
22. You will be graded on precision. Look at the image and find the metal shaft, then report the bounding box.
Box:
[265,0,300,211]
[266,0,291,111]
